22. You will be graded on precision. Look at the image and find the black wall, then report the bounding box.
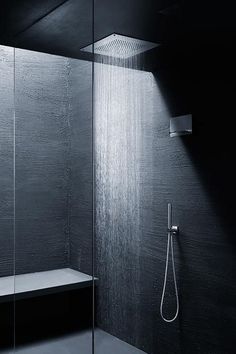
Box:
[0,46,14,277]
[15,48,70,274]
[94,47,236,354]
[0,44,93,350]
[0,45,93,277]
[1,2,236,349]
[68,59,93,275]
[0,46,14,350]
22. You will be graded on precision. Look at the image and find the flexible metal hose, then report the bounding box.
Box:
[160,230,179,322]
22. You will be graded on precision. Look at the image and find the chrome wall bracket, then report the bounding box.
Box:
[170,114,192,137]
[168,225,179,235]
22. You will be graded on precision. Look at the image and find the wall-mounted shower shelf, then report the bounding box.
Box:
[0,268,94,303]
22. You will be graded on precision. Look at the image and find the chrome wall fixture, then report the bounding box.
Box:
[160,203,179,322]
[170,114,192,137]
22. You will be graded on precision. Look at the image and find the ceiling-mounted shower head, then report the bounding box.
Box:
[81,33,159,59]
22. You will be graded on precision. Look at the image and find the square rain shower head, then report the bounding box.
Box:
[80,33,159,59]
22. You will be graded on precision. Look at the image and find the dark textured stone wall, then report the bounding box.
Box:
[0,46,93,278]
[68,59,93,276]
[94,62,236,354]
[14,48,70,274]
[0,46,72,277]
[1,41,235,354]
[0,46,14,278]
[0,46,93,350]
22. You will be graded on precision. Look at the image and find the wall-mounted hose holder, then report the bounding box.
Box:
[160,203,179,323]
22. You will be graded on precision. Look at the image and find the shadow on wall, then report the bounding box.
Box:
[155,63,236,250]
[153,54,236,352]
[153,41,236,244]
[181,83,236,353]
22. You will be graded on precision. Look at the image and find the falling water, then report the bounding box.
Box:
[94,54,155,341]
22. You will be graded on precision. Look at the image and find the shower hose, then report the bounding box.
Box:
[160,228,179,322]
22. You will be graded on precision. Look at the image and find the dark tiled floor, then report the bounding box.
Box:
[3,329,146,354]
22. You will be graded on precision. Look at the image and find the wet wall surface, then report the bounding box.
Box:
[94,57,236,354]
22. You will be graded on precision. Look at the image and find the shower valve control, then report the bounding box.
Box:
[168,225,179,235]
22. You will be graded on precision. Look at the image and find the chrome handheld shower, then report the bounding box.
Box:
[160,203,179,323]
